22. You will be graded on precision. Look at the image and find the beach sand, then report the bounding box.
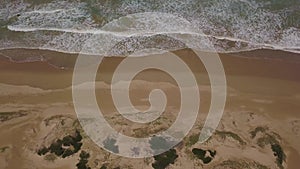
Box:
[0,48,299,169]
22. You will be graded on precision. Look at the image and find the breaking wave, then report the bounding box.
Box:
[1,0,299,56]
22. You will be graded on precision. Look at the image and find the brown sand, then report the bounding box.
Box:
[0,48,300,169]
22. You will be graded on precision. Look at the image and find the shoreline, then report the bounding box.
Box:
[1,47,300,62]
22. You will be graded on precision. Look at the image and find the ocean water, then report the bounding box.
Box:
[0,0,299,56]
